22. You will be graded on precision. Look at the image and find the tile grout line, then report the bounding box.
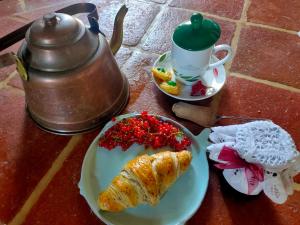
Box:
[3,71,18,85]
[224,23,242,72]
[169,4,297,34]
[246,22,297,35]
[0,71,25,96]
[0,82,5,90]
[8,135,82,225]
[198,11,237,23]
[7,0,105,22]
[225,0,251,72]
[0,85,25,96]
[169,5,237,23]
[122,43,159,55]
[231,72,300,93]
[7,15,29,24]
[138,0,172,47]
[4,0,80,21]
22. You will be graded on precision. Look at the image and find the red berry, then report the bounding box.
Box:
[98,114,192,151]
[191,81,207,96]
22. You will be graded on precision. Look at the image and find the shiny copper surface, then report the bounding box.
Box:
[23,35,129,134]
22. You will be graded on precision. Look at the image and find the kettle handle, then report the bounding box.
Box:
[0,3,102,52]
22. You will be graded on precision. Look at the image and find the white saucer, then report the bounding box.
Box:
[151,51,227,101]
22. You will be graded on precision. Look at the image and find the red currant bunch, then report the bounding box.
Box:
[99,112,192,151]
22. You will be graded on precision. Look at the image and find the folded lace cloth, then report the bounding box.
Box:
[207,120,300,204]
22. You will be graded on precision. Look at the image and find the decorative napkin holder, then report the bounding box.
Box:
[207,121,300,204]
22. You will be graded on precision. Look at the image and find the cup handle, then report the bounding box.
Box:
[208,44,232,69]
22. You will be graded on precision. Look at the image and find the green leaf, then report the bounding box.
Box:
[167,81,177,86]
[175,132,183,141]
[159,53,167,62]
[157,67,166,73]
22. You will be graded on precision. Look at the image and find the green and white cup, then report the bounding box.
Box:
[171,13,232,85]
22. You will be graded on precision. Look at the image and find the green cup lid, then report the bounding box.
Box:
[173,13,221,51]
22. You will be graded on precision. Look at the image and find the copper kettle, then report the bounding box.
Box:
[0,3,129,135]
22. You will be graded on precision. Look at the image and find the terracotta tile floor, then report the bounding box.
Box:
[0,0,299,225]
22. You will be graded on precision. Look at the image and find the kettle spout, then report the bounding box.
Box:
[110,5,128,55]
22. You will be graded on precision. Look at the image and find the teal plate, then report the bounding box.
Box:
[79,113,210,225]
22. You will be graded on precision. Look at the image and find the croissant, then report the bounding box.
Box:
[98,150,192,212]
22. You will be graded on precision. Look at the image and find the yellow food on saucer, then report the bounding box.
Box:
[152,67,172,81]
[160,81,180,95]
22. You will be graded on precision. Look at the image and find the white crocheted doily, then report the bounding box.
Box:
[209,121,299,171]
[207,121,300,204]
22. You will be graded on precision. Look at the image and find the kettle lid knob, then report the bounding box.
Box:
[43,13,58,26]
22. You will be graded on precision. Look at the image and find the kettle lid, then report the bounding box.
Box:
[173,13,221,51]
[29,13,83,46]
[23,12,98,72]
